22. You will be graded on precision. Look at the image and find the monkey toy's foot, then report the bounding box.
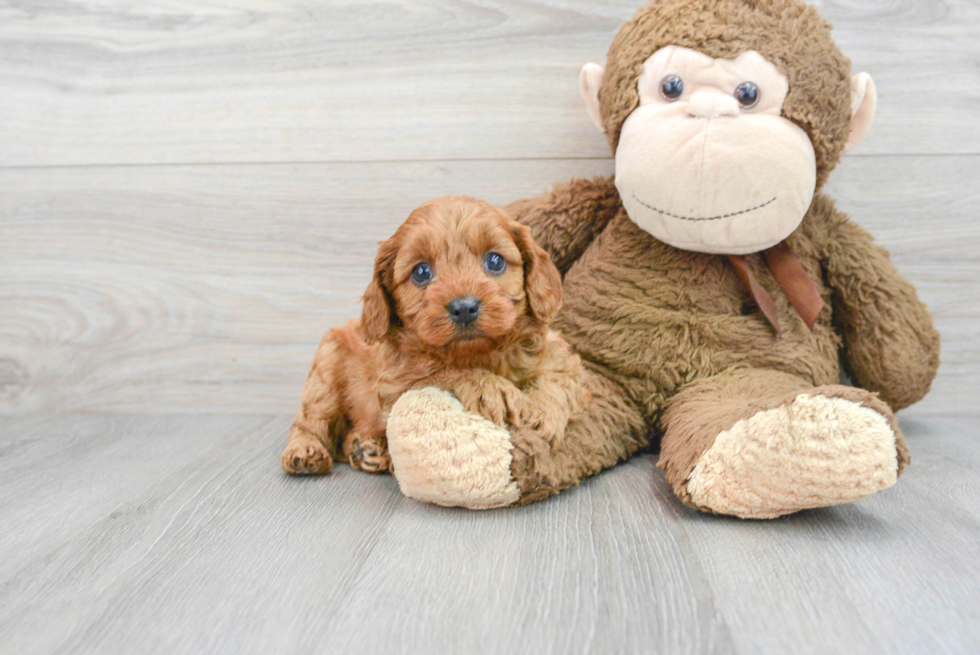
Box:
[677,389,906,519]
[386,388,521,509]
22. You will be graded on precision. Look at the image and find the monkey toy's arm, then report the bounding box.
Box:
[504,176,621,275]
[814,196,941,410]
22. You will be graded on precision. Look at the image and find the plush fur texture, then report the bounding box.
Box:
[686,391,902,519]
[388,388,522,509]
[282,196,588,475]
[501,180,937,513]
[659,368,909,515]
[385,0,940,517]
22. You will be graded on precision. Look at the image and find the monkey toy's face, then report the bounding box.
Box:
[616,46,815,255]
[581,45,876,255]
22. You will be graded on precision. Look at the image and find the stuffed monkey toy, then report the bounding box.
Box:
[385,0,940,518]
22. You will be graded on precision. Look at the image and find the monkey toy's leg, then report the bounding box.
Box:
[386,366,648,508]
[281,336,347,476]
[657,369,910,519]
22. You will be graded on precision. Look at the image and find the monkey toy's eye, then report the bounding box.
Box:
[660,75,684,101]
[484,252,506,275]
[411,262,433,286]
[735,81,760,108]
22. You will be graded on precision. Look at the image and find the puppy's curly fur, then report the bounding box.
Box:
[281,196,588,476]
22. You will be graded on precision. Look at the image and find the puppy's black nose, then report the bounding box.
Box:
[447,296,481,326]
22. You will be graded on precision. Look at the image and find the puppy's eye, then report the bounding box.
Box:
[660,75,684,101]
[411,262,433,286]
[484,252,506,275]
[735,81,760,108]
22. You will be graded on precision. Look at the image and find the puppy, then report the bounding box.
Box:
[281,196,587,475]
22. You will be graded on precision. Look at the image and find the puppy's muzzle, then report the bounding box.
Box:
[447,296,481,326]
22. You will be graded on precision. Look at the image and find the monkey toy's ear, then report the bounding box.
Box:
[360,238,399,344]
[845,73,877,154]
[579,63,606,133]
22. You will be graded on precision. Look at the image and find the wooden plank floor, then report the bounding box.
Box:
[1,415,978,654]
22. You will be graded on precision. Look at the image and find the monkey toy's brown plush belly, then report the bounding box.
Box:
[552,210,843,422]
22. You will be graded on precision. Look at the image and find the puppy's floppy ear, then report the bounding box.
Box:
[361,237,399,343]
[512,222,562,323]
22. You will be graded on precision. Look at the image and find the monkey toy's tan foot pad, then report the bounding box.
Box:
[687,393,900,519]
[387,388,521,509]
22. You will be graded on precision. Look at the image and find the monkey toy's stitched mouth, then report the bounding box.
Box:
[633,194,777,222]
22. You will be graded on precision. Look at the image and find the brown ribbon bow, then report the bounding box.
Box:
[727,241,824,335]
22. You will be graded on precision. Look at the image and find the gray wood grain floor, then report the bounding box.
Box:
[1,415,978,655]
[2,0,979,653]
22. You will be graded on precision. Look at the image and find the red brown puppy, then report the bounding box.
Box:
[281,196,587,475]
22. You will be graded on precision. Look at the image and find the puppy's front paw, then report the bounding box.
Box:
[503,385,532,428]
[281,440,333,475]
[451,378,502,425]
[456,378,527,427]
[527,404,569,446]
[349,438,391,474]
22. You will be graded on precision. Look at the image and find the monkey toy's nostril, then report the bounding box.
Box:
[447,296,482,326]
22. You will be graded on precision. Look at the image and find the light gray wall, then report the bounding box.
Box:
[1,0,977,416]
